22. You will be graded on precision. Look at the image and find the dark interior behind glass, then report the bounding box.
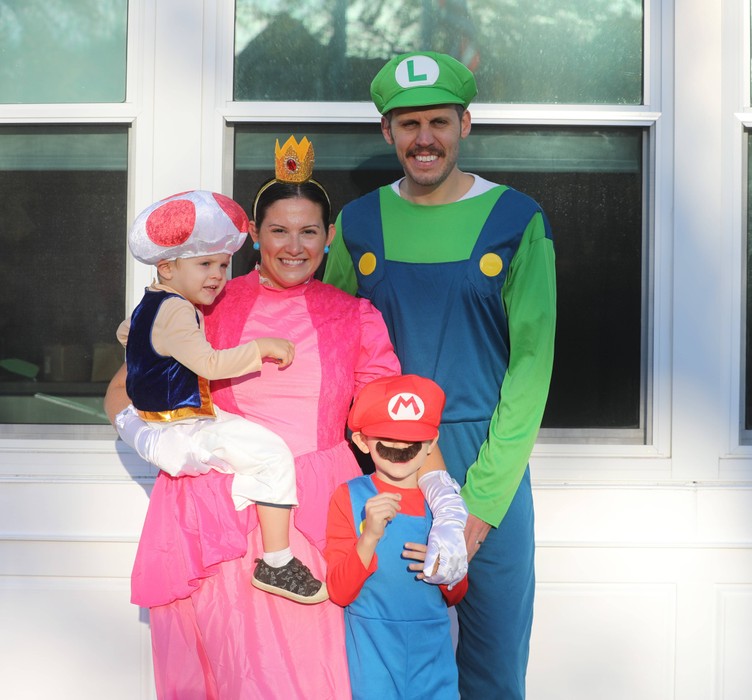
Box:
[234,124,644,432]
[0,125,127,425]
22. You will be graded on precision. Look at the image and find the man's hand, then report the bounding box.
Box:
[464,513,492,563]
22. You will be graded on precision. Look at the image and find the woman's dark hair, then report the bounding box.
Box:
[252,179,332,227]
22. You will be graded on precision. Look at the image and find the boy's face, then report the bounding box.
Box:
[352,433,438,488]
[157,253,230,306]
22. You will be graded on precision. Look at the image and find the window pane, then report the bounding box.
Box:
[0,1,128,104]
[235,0,643,105]
[233,125,645,434]
[0,126,128,425]
[746,133,752,431]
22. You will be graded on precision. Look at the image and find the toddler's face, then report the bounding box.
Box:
[166,253,231,306]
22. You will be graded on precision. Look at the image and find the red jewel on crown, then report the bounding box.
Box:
[275,136,314,183]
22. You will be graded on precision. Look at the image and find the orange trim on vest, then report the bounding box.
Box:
[137,376,216,422]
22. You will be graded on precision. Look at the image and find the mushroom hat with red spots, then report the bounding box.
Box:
[128,190,249,265]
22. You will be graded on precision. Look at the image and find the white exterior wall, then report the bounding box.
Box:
[1,0,751,698]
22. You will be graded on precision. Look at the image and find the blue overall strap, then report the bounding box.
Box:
[346,475,378,537]
[466,186,551,298]
[338,188,386,298]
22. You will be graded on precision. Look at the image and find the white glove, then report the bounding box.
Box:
[419,470,469,587]
[114,404,216,477]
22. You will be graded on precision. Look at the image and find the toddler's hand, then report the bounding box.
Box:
[256,337,295,368]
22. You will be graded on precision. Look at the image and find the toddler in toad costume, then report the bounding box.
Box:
[114,190,327,604]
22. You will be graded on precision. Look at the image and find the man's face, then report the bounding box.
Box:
[381,105,471,191]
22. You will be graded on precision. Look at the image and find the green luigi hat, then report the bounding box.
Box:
[370,51,478,115]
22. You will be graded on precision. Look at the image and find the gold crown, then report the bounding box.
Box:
[275,136,314,183]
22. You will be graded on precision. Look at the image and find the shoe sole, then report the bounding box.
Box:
[251,577,329,605]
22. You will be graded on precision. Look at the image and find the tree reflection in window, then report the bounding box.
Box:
[234,0,643,105]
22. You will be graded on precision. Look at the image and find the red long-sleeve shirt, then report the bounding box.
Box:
[325,474,468,607]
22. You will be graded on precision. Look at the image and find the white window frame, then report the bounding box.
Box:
[725,0,752,476]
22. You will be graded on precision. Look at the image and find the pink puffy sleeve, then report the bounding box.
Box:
[354,298,401,395]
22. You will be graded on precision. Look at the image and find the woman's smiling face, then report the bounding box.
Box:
[251,196,335,289]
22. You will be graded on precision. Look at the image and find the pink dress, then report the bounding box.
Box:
[130,272,400,699]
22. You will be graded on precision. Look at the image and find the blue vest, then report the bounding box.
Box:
[126,289,214,420]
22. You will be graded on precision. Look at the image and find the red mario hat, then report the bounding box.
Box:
[348,375,445,442]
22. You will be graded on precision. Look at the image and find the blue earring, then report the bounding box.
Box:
[253,241,260,251]
[324,245,330,254]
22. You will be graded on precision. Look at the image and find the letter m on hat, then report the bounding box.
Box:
[388,393,425,421]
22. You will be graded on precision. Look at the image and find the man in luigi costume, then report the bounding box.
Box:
[324,51,557,698]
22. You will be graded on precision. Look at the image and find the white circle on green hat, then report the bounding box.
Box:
[395,55,440,88]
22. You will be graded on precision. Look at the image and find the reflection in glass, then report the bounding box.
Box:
[0,126,128,424]
[234,125,645,433]
[0,1,128,104]
[235,0,643,104]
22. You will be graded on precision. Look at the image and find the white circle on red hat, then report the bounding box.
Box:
[388,392,425,421]
[395,56,440,88]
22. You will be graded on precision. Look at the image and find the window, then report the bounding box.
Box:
[0,126,128,428]
[233,122,647,440]
[743,3,752,440]
[0,1,128,104]
[234,1,643,104]
[0,1,130,432]
[745,133,752,433]
[230,0,650,442]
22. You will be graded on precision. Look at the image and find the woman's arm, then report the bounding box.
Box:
[104,362,212,476]
[104,362,129,424]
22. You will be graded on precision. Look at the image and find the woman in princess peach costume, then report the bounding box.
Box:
[105,137,467,699]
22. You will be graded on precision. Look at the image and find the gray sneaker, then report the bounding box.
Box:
[252,557,329,604]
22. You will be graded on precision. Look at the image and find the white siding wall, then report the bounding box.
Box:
[1,0,751,698]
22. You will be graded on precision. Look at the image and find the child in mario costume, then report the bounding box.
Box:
[325,374,468,700]
[115,189,327,604]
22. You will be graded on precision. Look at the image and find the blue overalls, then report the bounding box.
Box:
[345,476,458,700]
[340,188,538,699]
